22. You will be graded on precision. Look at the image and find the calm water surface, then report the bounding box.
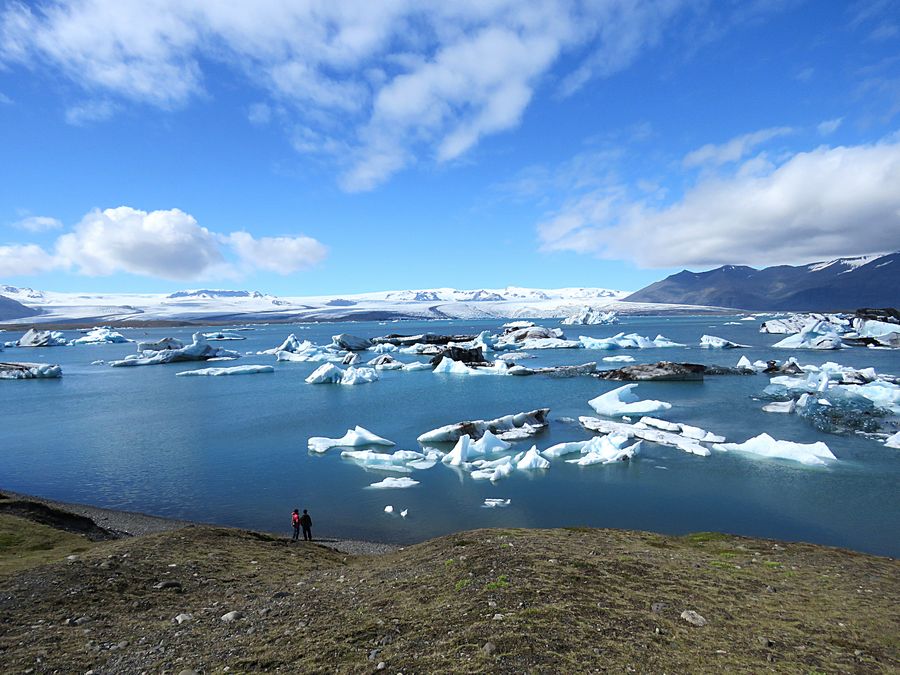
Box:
[2,316,898,556]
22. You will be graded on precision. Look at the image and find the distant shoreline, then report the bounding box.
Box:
[0,488,400,556]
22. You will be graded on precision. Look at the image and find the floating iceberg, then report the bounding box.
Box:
[603,355,636,363]
[762,400,796,414]
[259,334,305,355]
[579,416,713,456]
[16,328,66,347]
[367,477,419,489]
[110,333,241,367]
[432,357,510,376]
[71,327,130,345]
[0,362,62,379]
[418,408,550,443]
[176,365,274,377]
[561,307,618,325]
[308,426,395,453]
[515,446,550,470]
[482,498,511,508]
[470,455,515,481]
[885,432,900,449]
[136,337,183,351]
[305,363,378,385]
[331,334,372,351]
[384,505,394,514]
[370,342,399,353]
[441,435,472,466]
[700,335,749,349]
[713,433,836,466]
[636,417,724,442]
[579,333,684,350]
[772,320,842,350]
[588,384,672,417]
[202,331,245,341]
[470,430,511,457]
[566,436,641,465]
[402,361,432,371]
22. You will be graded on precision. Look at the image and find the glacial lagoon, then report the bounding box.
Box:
[2,315,898,557]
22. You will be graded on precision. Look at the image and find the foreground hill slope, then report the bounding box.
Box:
[1,512,897,673]
[626,251,899,311]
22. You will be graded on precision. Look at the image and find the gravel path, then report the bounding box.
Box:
[0,489,399,555]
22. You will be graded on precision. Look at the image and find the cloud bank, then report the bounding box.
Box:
[538,135,900,268]
[3,206,327,280]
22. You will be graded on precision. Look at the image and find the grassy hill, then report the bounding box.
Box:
[1,509,897,673]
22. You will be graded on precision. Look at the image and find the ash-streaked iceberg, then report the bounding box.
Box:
[588,384,672,417]
[417,408,550,443]
[16,328,67,348]
[713,433,836,466]
[0,362,62,379]
[308,426,395,453]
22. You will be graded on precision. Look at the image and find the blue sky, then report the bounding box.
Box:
[1,0,899,295]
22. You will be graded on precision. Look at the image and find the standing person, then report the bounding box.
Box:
[291,509,300,541]
[299,509,313,541]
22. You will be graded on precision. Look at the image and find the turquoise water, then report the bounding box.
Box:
[2,315,898,556]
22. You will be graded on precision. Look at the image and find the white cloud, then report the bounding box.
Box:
[539,136,900,267]
[4,206,329,280]
[0,243,58,275]
[226,231,327,274]
[683,127,794,168]
[0,91,11,105]
[817,117,843,136]
[65,99,118,125]
[12,215,63,232]
[247,102,271,126]
[0,1,707,191]
[56,207,226,279]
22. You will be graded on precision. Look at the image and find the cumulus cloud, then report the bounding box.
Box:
[538,136,900,267]
[12,215,63,232]
[2,206,328,280]
[226,231,327,274]
[0,0,735,191]
[683,127,794,168]
[0,243,58,276]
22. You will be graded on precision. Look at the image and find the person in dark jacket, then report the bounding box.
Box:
[291,509,300,541]
[299,509,313,541]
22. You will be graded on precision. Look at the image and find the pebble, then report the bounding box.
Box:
[680,610,707,627]
[651,602,667,613]
[221,611,242,623]
[174,613,193,625]
[376,662,386,670]
[492,613,504,621]
[153,581,182,591]
[482,641,497,656]
[757,636,774,648]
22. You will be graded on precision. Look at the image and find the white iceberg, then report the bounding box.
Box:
[0,362,62,379]
[566,437,641,465]
[202,331,245,341]
[308,426,394,453]
[579,332,684,350]
[885,432,900,449]
[579,417,712,456]
[384,505,394,514]
[713,433,836,466]
[470,455,515,481]
[136,337,183,351]
[515,446,551,470]
[71,327,131,345]
[762,400,796,414]
[470,430,511,457]
[561,307,618,325]
[588,384,672,417]
[418,408,549,443]
[700,335,749,349]
[305,363,378,385]
[176,365,274,377]
[402,361,432,371]
[16,328,67,347]
[482,498,511,508]
[400,509,408,518]
[367,477,419,489]
[772,319,842,350]
[110,333,241,367]
[441,435,472,466]
[602,355,635,363]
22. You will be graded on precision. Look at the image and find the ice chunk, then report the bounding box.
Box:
[16,328,67,347]
[331,334,372,351]
[700,335,749,349]
[259,334,307,355]
[482,498,511,508]
[567,437,641,465]
[305,363,378,385]
[588,384,672,417]
[561,307,618,325]
[401,509,408,518]
[515,446,550,470]
[370,342,398,353]
[470,456,515,481]
[402,361,432,371]
[0,362,62,379]
[367,477,419,489]
[602,355,635,362]
[885,432,900,449]
[441,435,472,466]
[736,355,754,370]
[579,417,712,456]
[579,332,684,350]
[418,408,549,443]
[772,319,842,350]
[368,354,404,370]
[176,365,274,377]
[637,417,680,432]
[762,400,796,414]
[110,333,240,367]
[384,505,394,514]
[71,327,131,345]
[470,430,511,457]
[202,331,245,341]
[541,439,592,458]
[137,337,183,351]
[308,426,394,453]
[713,433,836,466]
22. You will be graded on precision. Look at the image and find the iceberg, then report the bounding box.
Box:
[579,333,684,350]
[136,337,183,351]
[259,333,306,355]
[561,307,618,325]
[176,365,274,377]
[305,363,378,385]
[713,433,836,466]
[432,357,510,376]
[367,354,405,370]
[417,408,550,443]
[308,426,395,453]
[772,319,842,350]
[331,334,372,351]
[367,477,419,489]
[579,416,713,456]
[515,446,551,470]
[441,435,472,466]
[402,361,432,371]
[202,331,245,341]
[470,455,515,481]
[384,505,394,514]
[482,498,511,508]
[16,328,67,347]
[109,333,241,367]
[470,430,511,457]
[71,327,131,345]
[603,355,635,363]
[762,400,796,414]
[566,437,641,465]
[0,362,62,379]
[885,432,900,449]
[588,384,672,417]
[635,417,723,442]
[700,335,749,349]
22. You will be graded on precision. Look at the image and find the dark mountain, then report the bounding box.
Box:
[0,295,40,321]
[626,252,899,311]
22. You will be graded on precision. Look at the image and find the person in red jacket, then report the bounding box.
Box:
[291,509,300,541]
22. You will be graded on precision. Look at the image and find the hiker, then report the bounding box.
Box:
[291,508,300,541]
[299,509,313,541]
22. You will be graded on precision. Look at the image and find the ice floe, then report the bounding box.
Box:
[71,327,130,345]
[202,331,245,341]
[566,436,641,465]
[176,365,274,377]
[331,334,372,351]
[713,433,836,466]
[700,335,749,349]
[110,333,241,367]
[603,355,636,363]
[579,416,713,456]
[579,333,685,350]
[367,477,419,489]
[482,498,511,508]
[588,384,672,417]
[0,362,62,379]
[417,408,549,443]
[762,400,796,414]
[441,435,473,466]
[308,426,394,453]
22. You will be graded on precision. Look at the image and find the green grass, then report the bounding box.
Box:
[484,574,510,590]
[0,514,93,575]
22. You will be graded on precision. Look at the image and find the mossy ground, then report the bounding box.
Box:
[0,516,897,673]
